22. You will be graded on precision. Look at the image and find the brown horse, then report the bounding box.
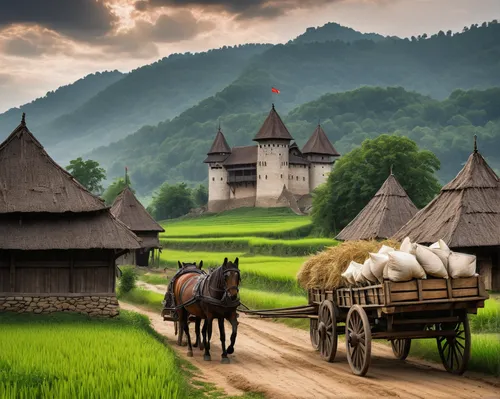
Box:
[173,257,241,362]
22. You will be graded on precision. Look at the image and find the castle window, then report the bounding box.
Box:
[303,177,306,181]
[322,157,324,160]
[272,144,275,147]
[280,174,283,178]
[259,175,261,179]
[265,175,268,179]
[212,177,215,181]
[296,176,299,181]
[221,177,223,181]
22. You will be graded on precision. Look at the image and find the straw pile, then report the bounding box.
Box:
[297,240,400,289]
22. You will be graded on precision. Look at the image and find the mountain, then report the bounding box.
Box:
[292,22,387,44]
[18,44,272,165]
[0,71,124,135]
[88,22,500,193]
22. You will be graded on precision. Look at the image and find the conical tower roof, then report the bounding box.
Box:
[207,127,231,155]
[253,104,293,141]
[336,173,418,241]
[0,114,107,213]
[393,137,500,248]
[302,124,340,156]
[111,187,165,233]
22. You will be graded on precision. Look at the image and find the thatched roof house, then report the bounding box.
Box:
[0,114,141,316]
[111,186,164,266]
[393,137,500,290]
[336,173,418,241]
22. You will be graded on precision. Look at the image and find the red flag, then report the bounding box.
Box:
[272,87,280,94]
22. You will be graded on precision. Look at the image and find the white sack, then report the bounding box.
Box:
[400,237,417,255]
[430,239,450,252]
[355,266,367,284]
[362,258,377,284]
[430,248,450,270]
[378,245,395,254]
[415,244,448,278]
[342,261,363,285]
[370,252,389,283]
[384,251,427,282]
[448,252,476,279]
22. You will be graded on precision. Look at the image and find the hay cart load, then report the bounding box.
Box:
[241,240,489,377]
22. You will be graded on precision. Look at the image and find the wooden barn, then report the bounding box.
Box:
[336,172,418,241]
[111,186,165,267]
[394,137,500,291]
[0,115,142,316]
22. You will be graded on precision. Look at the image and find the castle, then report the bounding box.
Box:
[204,104,340,213]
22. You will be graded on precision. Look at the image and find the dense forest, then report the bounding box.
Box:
[292,22,386,44]
[90,86,500,195]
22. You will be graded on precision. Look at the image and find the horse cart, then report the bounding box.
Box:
[242,275,489,376]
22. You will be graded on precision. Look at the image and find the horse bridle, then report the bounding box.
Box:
[207,265,241,302]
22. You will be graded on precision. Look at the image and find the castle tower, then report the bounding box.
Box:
[254,104,293,207]
[302,124,340,191]
[204,127,231,212]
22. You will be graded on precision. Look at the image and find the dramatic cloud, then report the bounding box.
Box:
[0,0,117,40]
[134,0,345,20]
[0,27,75,57]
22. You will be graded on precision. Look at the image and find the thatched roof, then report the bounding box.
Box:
[111,187,164,233]
[336,174,418,241]
[0,115,142,251]
[393,143,500,248]
[253,104,293,141]
[302,125,340,156]
[0,116,106,213]
[0,212,142,250]
[207,128,231,155]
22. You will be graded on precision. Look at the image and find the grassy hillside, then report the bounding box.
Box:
[292,22,386,44]
[0,71,124,136]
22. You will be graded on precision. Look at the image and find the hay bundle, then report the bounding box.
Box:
[297,240,400,289]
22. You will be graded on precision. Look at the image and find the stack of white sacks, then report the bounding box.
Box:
[341,237,477,286]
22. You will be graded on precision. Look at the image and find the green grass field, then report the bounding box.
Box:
[162,208,312,239]
[0,312,187,399]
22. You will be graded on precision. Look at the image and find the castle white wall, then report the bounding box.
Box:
[307,155,334,192]
[208,165,230,212]
[256,140,290,207]
[230,183,256,200]
[288,164,309,195]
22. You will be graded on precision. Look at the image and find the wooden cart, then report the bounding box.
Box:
[308,276,489,376]
[243,275,488,376]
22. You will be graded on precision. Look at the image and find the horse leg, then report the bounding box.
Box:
[194,317,204,350]
[181,309,193,357]
[203,316,213,361]
[218,317,230,364]
[227,312,238,355]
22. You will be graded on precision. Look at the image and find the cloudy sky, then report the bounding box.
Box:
[0,0,498,113]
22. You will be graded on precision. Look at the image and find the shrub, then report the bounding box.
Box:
[119,267,138,293]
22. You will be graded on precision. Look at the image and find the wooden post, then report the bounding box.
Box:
[9,252,15,292]
[110,251,116,294]
[69,251,74,293]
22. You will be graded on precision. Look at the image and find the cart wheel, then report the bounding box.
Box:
[436,314,471,375]
[318,300,337,362]
[310,318,320,351]
[390,339,411,360]
[345,305,372,376]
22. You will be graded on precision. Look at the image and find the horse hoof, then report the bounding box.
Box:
[221,357,230,364]
[199,343,205,351]
[227,347,234,355]
[187,351,193,357]
[204,355,211,361]
[193,343,198,348]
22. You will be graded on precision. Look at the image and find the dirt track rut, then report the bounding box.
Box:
[120,299,499,399]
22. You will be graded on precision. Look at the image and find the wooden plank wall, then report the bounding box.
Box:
[1,250,115,294]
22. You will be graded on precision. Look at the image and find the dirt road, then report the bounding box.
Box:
[121,296,499,399]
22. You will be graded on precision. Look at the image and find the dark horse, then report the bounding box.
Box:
[173,257,241,363]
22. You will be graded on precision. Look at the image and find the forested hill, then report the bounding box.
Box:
[87,22,500,193]
[292,22,387,44]
[89,86,500,195]
[0,71,124,135]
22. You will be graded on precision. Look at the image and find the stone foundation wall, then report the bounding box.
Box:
[0,295,119,317]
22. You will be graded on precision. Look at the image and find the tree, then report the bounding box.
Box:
[65,157,106,194]
[102,177,135,205]
[312,135,441,236]
[193,184,208,207]
[148,182,194,220]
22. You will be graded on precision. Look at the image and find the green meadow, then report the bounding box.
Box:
[124,208,500,376]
